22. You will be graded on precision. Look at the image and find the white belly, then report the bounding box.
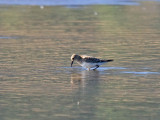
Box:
[80,62,104,69]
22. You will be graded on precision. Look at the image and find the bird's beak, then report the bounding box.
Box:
[71,60,74,67]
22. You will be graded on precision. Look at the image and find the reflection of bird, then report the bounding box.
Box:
[71,54,113,70]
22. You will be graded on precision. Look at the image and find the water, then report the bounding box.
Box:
[0,0,139,6]
[0,2,160,120]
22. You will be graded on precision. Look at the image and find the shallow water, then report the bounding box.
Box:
[0,2,160,120]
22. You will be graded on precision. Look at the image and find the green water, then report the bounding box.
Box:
[0,2,160,120]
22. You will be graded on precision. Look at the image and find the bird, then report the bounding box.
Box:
[71,54,113,71]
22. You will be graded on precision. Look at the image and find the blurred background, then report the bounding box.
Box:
[0,0,160,120]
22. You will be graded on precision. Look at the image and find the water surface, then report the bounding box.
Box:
[0,2,160,120]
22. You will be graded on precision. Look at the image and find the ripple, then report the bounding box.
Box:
[121,71,159,75]
[0,36,17,39]
[99,67,127,71]
[60,66,127,72]
[59,67,160,75]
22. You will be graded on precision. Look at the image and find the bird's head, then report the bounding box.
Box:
[71,54,79,67]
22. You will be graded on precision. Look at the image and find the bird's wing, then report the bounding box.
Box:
[83,57,101,63]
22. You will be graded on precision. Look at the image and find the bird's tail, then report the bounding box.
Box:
[101,59,114,62]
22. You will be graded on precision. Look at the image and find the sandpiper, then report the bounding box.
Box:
[71,54,113,70]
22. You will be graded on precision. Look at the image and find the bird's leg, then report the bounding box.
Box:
[93,65,99,70]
